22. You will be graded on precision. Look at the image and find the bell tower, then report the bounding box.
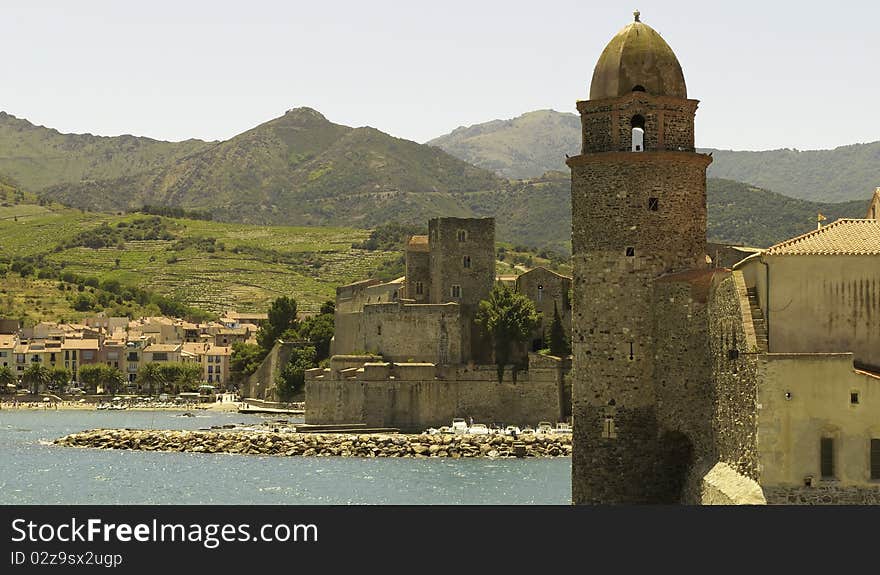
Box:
[568,13,712,503]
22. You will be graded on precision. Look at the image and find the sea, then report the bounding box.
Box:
[0,409,571,505]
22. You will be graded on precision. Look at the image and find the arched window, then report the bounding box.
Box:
[631,115,645,152]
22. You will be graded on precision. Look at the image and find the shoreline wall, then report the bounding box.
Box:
[305,354,570,432]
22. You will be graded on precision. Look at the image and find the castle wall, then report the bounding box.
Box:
[405,249,430,303]
[242,341,300,401]
[762,254,880,371]
[360,302,462,365]
[515,267,571,350]
[428,217,495,309]
[707,271,760,479]
[305,355,566,432]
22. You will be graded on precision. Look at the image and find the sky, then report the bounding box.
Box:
[3,0,878,151]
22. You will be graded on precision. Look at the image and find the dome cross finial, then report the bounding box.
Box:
[634,10,640,22]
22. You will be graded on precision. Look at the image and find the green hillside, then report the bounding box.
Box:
[37,108,508,226]
[0,199,397,324]
[427,109,581,180]
[702,144,880,203]
[0,111,211,191]
[705,179,868,246]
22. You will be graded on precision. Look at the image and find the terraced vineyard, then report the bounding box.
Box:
[0,201,399,322]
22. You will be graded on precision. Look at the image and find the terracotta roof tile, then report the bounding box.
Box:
[764,219,880,256]
[406,235,430,252]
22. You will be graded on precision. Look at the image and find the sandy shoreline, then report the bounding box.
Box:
[0,401,243,412]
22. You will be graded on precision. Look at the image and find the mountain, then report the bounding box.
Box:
[0,111,211,191]
[429,110,880,202]
[36,108,508,226]
[427,109,581,180]
[700,144,880,203]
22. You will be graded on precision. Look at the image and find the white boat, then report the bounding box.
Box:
[554,423,572,434]
[451,418,468,435]
[467,423,490,435]
[504,426,522,436]
[535,421,554,435]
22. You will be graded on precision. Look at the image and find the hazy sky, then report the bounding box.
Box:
[4,1,878,151]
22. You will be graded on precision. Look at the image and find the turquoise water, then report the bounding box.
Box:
[0,409,571,504]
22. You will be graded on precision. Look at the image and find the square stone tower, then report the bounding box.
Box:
[567,13,712,503]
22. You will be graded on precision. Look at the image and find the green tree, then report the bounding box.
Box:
[22,363,51,394]
[48,367,70,393]
[0,365,16,393]
[476,283,540,383]
[547,301,570,357]
[319,300,335,316]
[299,312,335,362]
[135,362,166,395]
[79,364,125,395]
[230,342,267,383]
[257,296,300,351]
[275,346,316,402]
[163,362,202,392]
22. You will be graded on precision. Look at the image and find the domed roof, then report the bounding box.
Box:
[589,13,687,100]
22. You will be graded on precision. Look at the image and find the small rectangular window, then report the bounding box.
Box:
[602,416,617,439]
[871,439,880,480]
[451,285,461,298]
[415,281,423,295]
[457,230,467,242]
[463,255,471,268]
[625,247,635,257]
[851,392,859,405]
[820,438,834,479]
[648,197,659,211]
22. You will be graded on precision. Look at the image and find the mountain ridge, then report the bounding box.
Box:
[428,109,880,202]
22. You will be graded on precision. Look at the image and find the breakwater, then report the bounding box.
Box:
[54,429,572,458]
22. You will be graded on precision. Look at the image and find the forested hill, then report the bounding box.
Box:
[700,144,880,203]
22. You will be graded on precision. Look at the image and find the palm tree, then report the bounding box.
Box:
[136,363,165,396]
[22,363,51,395]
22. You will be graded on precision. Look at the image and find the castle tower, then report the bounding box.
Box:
[568,13,712,503]
[428,217,496,362]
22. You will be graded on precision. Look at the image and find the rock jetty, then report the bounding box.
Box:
[54,429,572,458]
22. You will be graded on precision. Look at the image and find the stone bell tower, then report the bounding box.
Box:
[568,12,712,504]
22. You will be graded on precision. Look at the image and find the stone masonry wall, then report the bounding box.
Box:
[652,273,716,462]
[577,94,699,154]
[360,302,462,365]
[569,153,710,268]
[763,485,880,505]
[515,267,572,349]
[305,360,564,433]
[708,270,760,480]
[405,248,430,303]
[428,217,495,309]
[242,341,300,401]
